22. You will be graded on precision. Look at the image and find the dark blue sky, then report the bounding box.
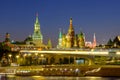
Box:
[0,0,120,46]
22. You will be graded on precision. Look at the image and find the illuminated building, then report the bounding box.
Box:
[92,33,96,48]
[85,33,97,48]
[32,13,43,46]
[11,13,48,51]
[4,33,14,47]
[112,36,120,47]
[78,31,85,48]
[85,41,92,48]
[57,18,97,49]
[57,18,86,48]
[57,29,63,48]
[32,14,46,48]
[4,33,11,45]
[62,34,66,48]
[66,18,75,48]
[47,39,52,48]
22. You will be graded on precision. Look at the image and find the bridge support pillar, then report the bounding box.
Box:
[47,56,51,64]
[74,56,76,64]
[54,55,60,64]
[88,59,94,65]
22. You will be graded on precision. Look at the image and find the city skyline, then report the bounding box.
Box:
[0,0,120,46]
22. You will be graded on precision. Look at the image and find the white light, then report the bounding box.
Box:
[16,55,19,58]
[70,68,72,71]
[75,68,79,72]
[64,68,67,71]
[41,54,44,57]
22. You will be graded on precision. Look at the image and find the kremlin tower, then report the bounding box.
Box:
[92,33,97,48]
[57,28,63,48]
[4,33,14,48]
[32,13,44,47]
[5,33,10,44]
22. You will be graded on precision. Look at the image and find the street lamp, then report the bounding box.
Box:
[8,54,12,65]
[35,53,38,56]
[23,54,27,65]
[8,54,12,58]
[16,55,19,66]
[28,53,31,56]
[16,55,19,59]
[40,54,45,65]
[28,53,31,65]
[35,53,39,65]
[41,54,44,57]
[24,54,27,57]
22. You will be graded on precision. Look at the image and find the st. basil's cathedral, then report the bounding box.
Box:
[57,18,96,49]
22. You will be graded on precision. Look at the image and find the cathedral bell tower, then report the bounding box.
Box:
[66,18,75,48]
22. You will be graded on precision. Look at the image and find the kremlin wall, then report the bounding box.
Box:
[1,14,120,51]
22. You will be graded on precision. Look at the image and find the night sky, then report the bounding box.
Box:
[0,0,120,46]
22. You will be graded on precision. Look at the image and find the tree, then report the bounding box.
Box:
[0,42,11,59]
[107,38,113,45]
[113,36,120,47]
[47,39,52,48]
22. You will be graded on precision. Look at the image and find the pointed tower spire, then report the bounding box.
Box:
[48,38,52,48]
[36,12,38,16]
[34,12,41,34]
[70,17,72,27]
[59,28,62,38]
[92,33,97,48]
[5,33,10,43]
[32,13,43,46]
[78,30,85,48]
[68,17,74,32]
[66,17,75,48]
[35,12,39,24]
[58,28,63,48]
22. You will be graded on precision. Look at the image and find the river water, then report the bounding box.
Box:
[3,75,120,80]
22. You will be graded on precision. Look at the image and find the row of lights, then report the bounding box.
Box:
[8,53,44,59]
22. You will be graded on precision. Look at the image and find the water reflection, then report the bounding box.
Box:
[6,75,120,80]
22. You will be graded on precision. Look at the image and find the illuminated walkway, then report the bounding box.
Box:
[18,49,120,65]
[20,49,120,56]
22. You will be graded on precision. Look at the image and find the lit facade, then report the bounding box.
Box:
[32,14,44,47]
[92,33,97,48]
[4,33,11,45]
[57,18,85,48]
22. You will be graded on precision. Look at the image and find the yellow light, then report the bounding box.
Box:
[28,54,31,56]
[24,54,27,57]
[35,53,38,56]
[70,68,72,71]
[9,54,12,57]
[16,55,19,58]
[41,54,44,57]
